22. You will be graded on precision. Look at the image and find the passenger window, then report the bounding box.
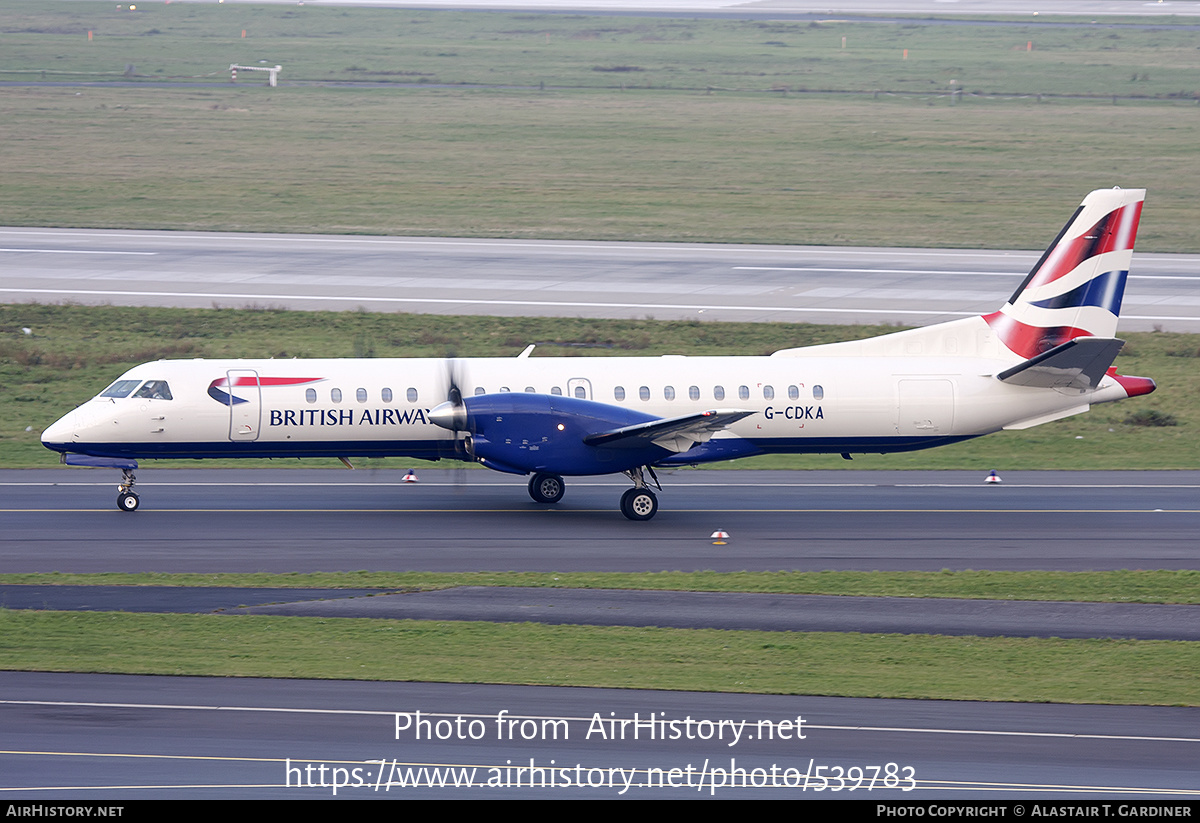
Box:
[614,386,626,401]
[331,388,342,403]
[713,386,725,401]
[639,386,650,401]
[382,388,393,403]
[664,386,676,401]
[573,385,586,399]
[356,388,367,403]
[550,386,562,396]
[763,385,774,400]
[500,386,511,393]
[99,379,141,399]
[788,385,799,400]
[738,385,749,401]
[474,387,486,396]
[814,385,825,400]
[407,387,420,403]
[306,388,317,404]
[689,386,700,401]
[525,386,536,393]
[133,380,173,400]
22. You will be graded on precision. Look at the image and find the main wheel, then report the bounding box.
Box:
[528,472,565,504]
[117,491,140,512]
[620,488,658,521]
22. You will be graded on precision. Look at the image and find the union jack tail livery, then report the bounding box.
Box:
[984,187,1144,359]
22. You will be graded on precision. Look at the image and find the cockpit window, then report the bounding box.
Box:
[132,380,173,400]
[99,380,142,399]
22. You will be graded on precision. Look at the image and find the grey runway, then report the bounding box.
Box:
[3,469,1199,573]
[4,227,1200,330]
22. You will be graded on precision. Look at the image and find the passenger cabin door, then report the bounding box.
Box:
[226,369,262,441]
[896,378,954,436]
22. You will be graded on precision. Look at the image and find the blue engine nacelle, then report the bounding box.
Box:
[461,393,667,476]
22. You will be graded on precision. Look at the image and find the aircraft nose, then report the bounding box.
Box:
[41,410,79,451]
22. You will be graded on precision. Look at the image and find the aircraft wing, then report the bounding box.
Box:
[582,409,756,454]
[996,337,1125,391]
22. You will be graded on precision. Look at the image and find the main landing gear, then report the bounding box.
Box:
[527,466,662,520]
[116,468,139,512]
[619,465,660,521]
[528,472,565,504]
[620,487,658,521]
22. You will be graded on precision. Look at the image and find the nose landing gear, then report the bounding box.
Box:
[117,468,139,512]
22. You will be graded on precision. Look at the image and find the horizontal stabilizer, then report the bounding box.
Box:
[583,409,755,454]
[996,337,1124,391]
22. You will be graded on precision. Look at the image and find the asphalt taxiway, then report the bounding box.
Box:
[3,671,1197,799]
[2,583,1196,641]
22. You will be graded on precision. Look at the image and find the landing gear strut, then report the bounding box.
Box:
[528,472,565,504]
[116,468,139,512]
[620,466,660,521]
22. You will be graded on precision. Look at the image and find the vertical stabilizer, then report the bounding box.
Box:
[983,188,1144,358]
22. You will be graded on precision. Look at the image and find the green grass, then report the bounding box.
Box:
[4,3,1198,97]
[3,571,1196,704]
[0,610,1194,705]
[1,304,1189,470]
[3,570,1198,604]
[0,4,1198,249]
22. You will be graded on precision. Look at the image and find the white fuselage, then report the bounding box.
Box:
[41,341,1131,467]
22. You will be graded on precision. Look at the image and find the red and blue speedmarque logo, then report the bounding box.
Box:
[207,376,323,406]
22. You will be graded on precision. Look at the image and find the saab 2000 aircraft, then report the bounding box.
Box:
[42,188,1156,520]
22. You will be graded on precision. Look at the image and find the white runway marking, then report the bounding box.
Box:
[737,267,1021,276]
[0,248,156,255]
[6,481,1200,488]
[2,699,1197,744]
[7,286,1199,323]
[738,266,1200,282]
[0,229,1045,258]
[0,287,984,317]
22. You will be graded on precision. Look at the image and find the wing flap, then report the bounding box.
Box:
[583,409,755,454]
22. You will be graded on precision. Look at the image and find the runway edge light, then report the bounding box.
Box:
[985,471,1002,484]
[403,469,419,483]
[711,530,730,545]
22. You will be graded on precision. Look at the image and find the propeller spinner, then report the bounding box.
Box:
[429,358,468,432]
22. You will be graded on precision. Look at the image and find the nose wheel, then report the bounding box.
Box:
[116,468,139,512]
